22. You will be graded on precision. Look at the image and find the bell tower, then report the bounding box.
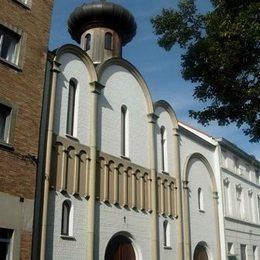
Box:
[68,1,137,64]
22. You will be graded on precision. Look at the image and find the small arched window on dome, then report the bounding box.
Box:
[66,78,77,136]
[163,220,170,247]
[121,105,129,157]
[198,188,204,211]
[61,200,73,236]
[161,126,168,173]
[85,33,91,51]
[105,32,113,50]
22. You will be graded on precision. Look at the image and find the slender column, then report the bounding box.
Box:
[123,168,128,207]
[103,162,109,202]
[147,113,159,260]
[172,127,185,259]
[213,191,221,260]
[131,171,136,209]
[113,166,119,204]
[183,180,191,259]
[40,60,61,260]
[87,81,104,260]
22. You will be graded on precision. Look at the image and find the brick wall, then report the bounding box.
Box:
[0,0,53,258]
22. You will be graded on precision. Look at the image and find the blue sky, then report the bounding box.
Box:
[49,0,259,159]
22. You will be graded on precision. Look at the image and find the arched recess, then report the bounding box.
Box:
[54,44,97,83]
[154,100,178,129]
[104,232,139,260]
[183,153,217,192]
[97,57,154,114]
[183,153,220,260]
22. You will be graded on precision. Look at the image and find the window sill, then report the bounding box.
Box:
[121,155,131,161]
[65,134,79,142]
[60,235,76,241]
[13,0,31,9]
[0,141,14,151]
[162,171,169,175]
[163,246,172,250]
[0,57,22,71]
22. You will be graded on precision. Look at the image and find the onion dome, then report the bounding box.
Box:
[68,1,137,46]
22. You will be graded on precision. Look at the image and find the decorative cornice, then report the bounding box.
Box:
[89,81,105,94]
[147,113,159,124]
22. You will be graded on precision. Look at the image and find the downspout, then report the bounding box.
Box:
[183,180,191,259]
[40,60,60,260]
[172,127,184,259]
[147,113,159,260]
[87,81,104,260]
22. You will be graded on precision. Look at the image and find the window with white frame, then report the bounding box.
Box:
[253,245,258,260]
[236,185,245,219]
[248,190,255,222]
[256,171,260,185]
[163,220,170,248]
[121,105,129,157]
[223,177,233,216]
[240,244,247,260]
[61,200,73,236]
[66,79,77,137]
[0,25,21,65]
[0,103,12,143]
[258,195,260,222]
[198,187,204,211]
[227,242,235,256]
[160,126,168,173]
[0,228,14,260]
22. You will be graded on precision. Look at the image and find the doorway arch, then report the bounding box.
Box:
[193,243,209,260]
[105,234,136,260]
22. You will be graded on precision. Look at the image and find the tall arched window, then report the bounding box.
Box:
[85,33,91,51]
[198,188,204,211]
[61,200,72,236]
[66,79,77,136]
[161,126,168,172]
[105,32,113,50]
[121,105,129,157]
[163,220,170,247]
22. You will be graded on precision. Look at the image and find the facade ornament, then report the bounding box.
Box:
[223,177,230,186]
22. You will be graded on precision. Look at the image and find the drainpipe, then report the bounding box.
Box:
[183,180,191,259]
[87,81,104,260]
[147,113,159,260]
[172,127,184,259]
[40,60,61,260]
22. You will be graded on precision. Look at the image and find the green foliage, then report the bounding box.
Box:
[151,0,260,142]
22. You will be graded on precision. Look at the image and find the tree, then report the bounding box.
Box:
[151,0,260,142]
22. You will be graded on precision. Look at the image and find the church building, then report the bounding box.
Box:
[37,1,260,260]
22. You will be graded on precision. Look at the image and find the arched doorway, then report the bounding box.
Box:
[105,235,136,260]
[193,244,209,260]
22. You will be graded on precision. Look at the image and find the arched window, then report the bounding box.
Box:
[66,79,77,136]
[161,126,168,172]
[61,200,72,236]
[121,105,129,157]
[198,188,204,211]
[163,220,170,247]
[85,33,91,51]
[105,32,113,50]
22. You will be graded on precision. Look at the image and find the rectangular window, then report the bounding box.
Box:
[0,25,21,65]
[253,246,258,260]
[256,171,260,185]
[0,103,12,143]
[240,244,247,260]
[0,228,13,260]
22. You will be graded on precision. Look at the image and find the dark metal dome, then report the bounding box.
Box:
[68,1,137,46]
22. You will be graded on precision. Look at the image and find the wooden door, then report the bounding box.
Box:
[193,244,209,260]
[105,235,136,260]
